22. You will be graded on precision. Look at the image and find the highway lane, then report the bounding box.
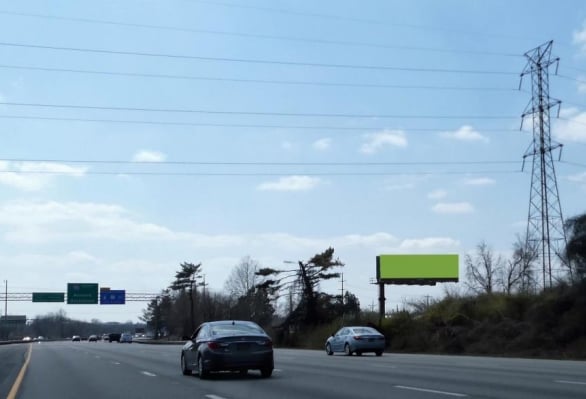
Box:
[11,341,586,399]
[0,343,29,398]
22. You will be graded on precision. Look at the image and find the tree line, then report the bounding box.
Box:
[140,248,360,342]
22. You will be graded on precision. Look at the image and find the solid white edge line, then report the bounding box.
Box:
[205,395,228,399]
[394,385,468,397]
[140,371,157,377]
[555,380,586,386]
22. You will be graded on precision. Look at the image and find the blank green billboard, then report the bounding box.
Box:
[376,254,459,284]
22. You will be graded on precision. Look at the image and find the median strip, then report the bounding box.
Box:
[394,385,468,397]
[7,344,32,399]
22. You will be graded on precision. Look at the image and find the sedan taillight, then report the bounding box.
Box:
[353,336,362,340]
[207,341,228,350]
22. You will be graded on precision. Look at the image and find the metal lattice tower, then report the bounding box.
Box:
[520,41,568,289]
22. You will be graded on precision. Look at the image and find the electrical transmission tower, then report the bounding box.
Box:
[520,41,568,289]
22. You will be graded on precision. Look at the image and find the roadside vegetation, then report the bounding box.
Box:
[12,211,585,360]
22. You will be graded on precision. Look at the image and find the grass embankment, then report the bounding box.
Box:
[288,282,586,359]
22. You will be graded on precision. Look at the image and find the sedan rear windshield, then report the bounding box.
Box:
[210,324,264,335]
[351,327,379,335]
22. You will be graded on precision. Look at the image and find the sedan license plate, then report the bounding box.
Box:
[236,343,251,351]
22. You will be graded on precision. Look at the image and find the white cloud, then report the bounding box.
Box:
[399,237,460,250]
[573,22,586,54]
[463,177,496,186]
[312,138,332,151]
[553,108,586,142]
[428,189,447,199]
[360,130,407,154]
[0,161,87,191]
[257,175,321,192]
[132,150,166,162]
[440,125,489,143]
[432,202,475,214]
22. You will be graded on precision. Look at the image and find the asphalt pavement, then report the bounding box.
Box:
[6,341,586,399]
[0,344,29,398]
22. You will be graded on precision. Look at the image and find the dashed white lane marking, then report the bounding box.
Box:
[273,368,283,372]
[205,395,227,399]
[95,356,101,359]
[555,380,586,386]
[112,362,121,365]
[141,371,157,377]
[394,385,468,397]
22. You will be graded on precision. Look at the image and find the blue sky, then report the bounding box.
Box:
[1,0,585,322]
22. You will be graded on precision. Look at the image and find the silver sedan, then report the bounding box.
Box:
[325,326,385,356]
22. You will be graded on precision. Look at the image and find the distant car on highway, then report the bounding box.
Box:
[325,326,385,356]
[120,333,133,343]
[22,336,32,342]
[181,320,274,379]
[108,333,121,343]
[72,335,81,342]
[102,333,109,341]
[88,335,98,342]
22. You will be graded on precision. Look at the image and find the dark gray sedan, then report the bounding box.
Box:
[325,326,385,356]
[181,320,274,379]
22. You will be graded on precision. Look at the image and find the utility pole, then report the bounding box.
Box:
[200,275,209,321]
[3,280,6,318]
[339,273,346,324]
[520,41,568,288]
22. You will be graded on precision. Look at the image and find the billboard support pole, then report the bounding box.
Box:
[378,282,385,327]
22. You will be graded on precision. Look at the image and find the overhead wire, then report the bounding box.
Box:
[0,115,523,132]
[0,41,519,75]
[187,0,537,43]
[0,158,522,166]
[0,101,519,119]
[0,170,523,177]
[0,10,522,58]
[0,64,518,91]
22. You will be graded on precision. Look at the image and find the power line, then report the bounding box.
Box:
[0,158,521,166]
[0,170,522,177]
[0,10,522,58]
[189,0,536,42]
[0,64,518,92]
[0,101,519,119]
[0,114,522,131]
[0,41,519,75]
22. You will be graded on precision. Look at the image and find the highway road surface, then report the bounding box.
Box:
[2,341,586,399]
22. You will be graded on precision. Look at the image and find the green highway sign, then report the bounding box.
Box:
[67,283,99,304]
[33,292,65,303]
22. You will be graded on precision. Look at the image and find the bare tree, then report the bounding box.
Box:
[465,241,503,294]
[498,235,538,294]
[224,256,260,299]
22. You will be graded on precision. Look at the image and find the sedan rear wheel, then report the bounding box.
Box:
[260,368,273,378]
[181,354,191,375]
[197,355,209,379]
[344,343,352,356]
[325,343,333,355]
